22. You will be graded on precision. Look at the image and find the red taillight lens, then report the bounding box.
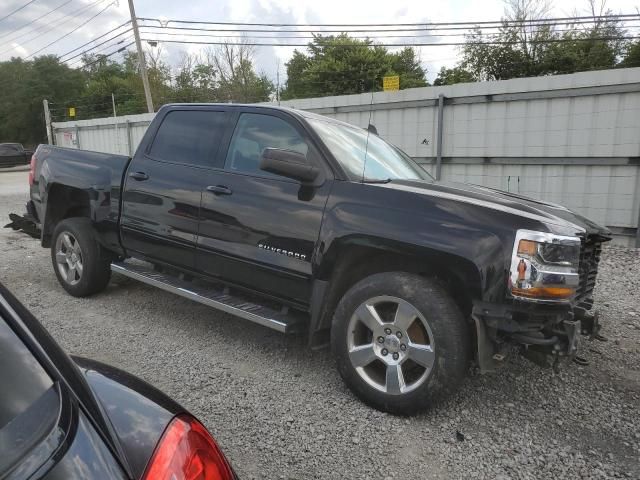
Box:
[142,414,234,480]
[28,154,36,186]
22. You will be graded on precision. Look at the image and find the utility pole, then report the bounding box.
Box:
[276,66,280,106]
[43,99,53,144]
[127,0,153,113]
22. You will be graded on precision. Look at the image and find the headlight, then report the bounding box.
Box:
[509,230,581,301]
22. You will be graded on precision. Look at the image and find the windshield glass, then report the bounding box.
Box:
[307,118,432,181]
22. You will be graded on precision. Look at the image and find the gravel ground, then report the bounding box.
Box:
[1,171,639,479]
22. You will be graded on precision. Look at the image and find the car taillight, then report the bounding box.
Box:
[28,154,36,186]
[142,414,234,480]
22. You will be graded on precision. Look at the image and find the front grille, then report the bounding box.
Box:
[575,235,603,307]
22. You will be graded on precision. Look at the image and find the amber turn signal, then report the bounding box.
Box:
[511,286,575,300]
[517,239,538,257]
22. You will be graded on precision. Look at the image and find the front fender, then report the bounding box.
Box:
[315,183,508,303]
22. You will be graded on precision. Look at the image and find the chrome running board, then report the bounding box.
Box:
[111,261,304,333]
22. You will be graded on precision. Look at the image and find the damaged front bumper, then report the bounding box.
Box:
[472,300,603,372]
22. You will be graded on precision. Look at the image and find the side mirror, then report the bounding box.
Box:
[259,148,320,184]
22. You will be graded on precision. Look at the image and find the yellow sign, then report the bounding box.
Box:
[68,107,76,117]
[383,75,400,91]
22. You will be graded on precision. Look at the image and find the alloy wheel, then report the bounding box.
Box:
[55,232,84,286]
[346,295,436,395]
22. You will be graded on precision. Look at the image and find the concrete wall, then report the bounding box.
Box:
[50,67,640,246]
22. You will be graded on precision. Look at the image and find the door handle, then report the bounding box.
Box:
[129,171,149,181]
[206,185,232,195]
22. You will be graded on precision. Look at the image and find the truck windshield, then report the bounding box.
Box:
[307,118,432,182]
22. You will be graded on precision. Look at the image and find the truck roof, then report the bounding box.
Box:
[160,103,357,129]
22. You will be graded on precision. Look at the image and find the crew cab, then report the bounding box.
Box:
[11,104,611,414]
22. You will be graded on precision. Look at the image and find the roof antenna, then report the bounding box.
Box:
[361,74,376,183]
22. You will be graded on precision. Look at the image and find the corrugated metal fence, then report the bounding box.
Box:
[51,67,640,246]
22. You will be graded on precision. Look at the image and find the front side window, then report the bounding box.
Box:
[149,110,227,167]
[225,113,309,175]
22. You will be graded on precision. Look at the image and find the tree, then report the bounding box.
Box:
[433,66,476,86]
[208,44,274,103]
[459,0,558,80]
[454,0,627,82]
[280,34,427,99]
[0,56,84,145]
[541,0,626,74]
[620,40,640,67]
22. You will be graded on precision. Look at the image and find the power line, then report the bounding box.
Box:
[25,1,116,59]
[0,0,107,57]
[66,35,133,66]
[0,0,38,24]
[140,35,640,49]
[138,13,640,28]
[138,23,640,41]
[137,17,640,35]
[75,41,134,68]
[66,34,133,65]
[59,21,131,59]
[0,0,73,41]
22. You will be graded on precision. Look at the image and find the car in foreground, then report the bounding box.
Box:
[0,143,32,168]
[8,103,611,414]
[0,281,236,479]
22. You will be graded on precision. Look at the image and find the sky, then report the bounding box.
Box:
[1,0,638,84]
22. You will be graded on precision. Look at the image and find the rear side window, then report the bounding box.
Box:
[225,113,309,175]
[149,110,227,167]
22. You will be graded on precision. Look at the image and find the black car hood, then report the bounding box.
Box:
[72,357,183,479]
[381,179,611,238]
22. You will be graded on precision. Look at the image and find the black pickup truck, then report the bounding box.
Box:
[11,103,611,414]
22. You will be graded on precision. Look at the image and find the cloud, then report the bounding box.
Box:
[1,0,638,83]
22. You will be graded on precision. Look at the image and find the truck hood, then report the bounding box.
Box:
[381,179,611,238]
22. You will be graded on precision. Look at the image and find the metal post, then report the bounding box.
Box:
[125,120,133,156]
[43,99,53,144]
[435,93,445,181]
[112,93,119,154]
[127,0,154,113]
[74,125,80,149]
[636,174,640,248]
[276,60,280,106]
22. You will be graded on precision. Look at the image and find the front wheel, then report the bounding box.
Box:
[331,272,470,415]
[51,218,112,297]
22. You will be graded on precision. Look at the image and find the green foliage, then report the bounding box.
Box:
[0,45,274,145]
[0,55,84,146]
[433,66,475,86]
[435,0,633,86]
[280,34,427,99]
[620,40,640,68]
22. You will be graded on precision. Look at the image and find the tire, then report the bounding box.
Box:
[51,218,112,297]
[331,272,470,415]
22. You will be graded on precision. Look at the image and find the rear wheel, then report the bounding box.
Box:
[331,272,470,415]
[51,218,112,297]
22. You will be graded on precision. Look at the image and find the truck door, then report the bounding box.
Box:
[120,108,229,269]
[196,109,332,305]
